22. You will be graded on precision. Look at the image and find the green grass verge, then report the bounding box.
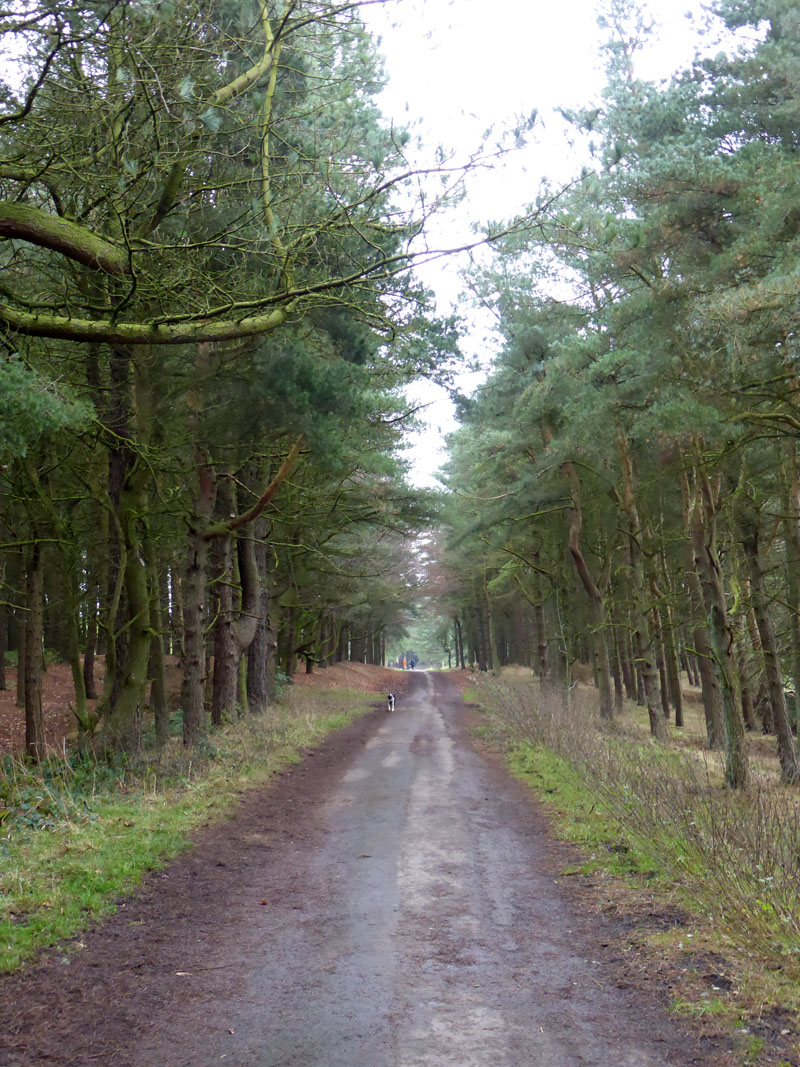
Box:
[506,743,657,880]
[0,688,375,973]
[467,671,800,1064]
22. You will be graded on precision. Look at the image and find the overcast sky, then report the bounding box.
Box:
[361,0,717,486]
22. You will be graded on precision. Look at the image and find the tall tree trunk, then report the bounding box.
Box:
[101,468,152,753]
[24,541,45,762]
[0,558,6,691]
[207,476,262,723]
[615,604,636,702]
[651,604,671,720]
[247,521,274,715]
[475,597,489,673]
[740,513,800,784]
[211,516,238,725]
[484,571,501,674]
[182,524,210,743]
[103,343,135,718]
[657,577,684,728]
[616,431,666,739]
[335,624,346,664]
[734,630,757,731]
[44,559,69,665]
[610,627,624,712]
[16,599,26,709]
[65,556,91,738]
[284,603,297,677]
[783,441,800,730]
[147,554,169,746]
[533,590,547,680]
[83,601,98,701]
[170,569,185,666]
[688,464,748,788]
[680,471,724,748]
[681,649,696,687]
[743,590,772,733]
[454,615,466,670]
[8,546,25,706]
[181,448,215,745]
[564,462,613,719]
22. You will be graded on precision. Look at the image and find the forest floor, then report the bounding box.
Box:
[1,666,796,1064]
[0,662,93,754]
[0,658,404,755]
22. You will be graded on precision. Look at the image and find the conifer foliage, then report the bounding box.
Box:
[443,0,800,786]
[0,0,447,755]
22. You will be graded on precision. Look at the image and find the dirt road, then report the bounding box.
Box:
[4,671,718,1066]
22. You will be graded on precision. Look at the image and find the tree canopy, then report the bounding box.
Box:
[440,0,800,786]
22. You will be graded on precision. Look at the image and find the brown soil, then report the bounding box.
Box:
[290,659,412,697]
[0,663,87,755]
[0,659,407,756]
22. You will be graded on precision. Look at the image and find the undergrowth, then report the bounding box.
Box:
[0,687,374,973]
[468,670,800,1025]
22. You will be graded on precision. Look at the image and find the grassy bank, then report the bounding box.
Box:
[0,687,376,973]
[464,668,800,1065]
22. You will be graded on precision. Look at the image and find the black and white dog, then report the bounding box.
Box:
[387,692,396,713]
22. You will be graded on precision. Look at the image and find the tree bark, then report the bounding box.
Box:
[65,556,91,738]
[147,554,169,746]
[0,565,6,691]
[24,542,45,762]
[615,604,636,701]
[181,448,215,745]
[209,476,263,722]
[181,523,210,744]
[610,626,625,711]
[680,470,724,748]
[783,441,800,729]
[687,464,748,788]
[211,519,238,725]
[651,604,671,719]
[101,469,152,753]
[740,513,800,784]
[454,615,466,670]
[247,522,275,715]
[16,600,26,709]
[475,596,489,673]
[659,587,684,728]
[734,630,757,731]
[484,571,501,674]
[564,462,613,719]
[83,604,98,701]
[616,431,666,739]
[533,596,547,680]
[742,590,772,733]
[284,603,297,676]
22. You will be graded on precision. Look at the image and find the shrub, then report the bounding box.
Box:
[476,673,800,977]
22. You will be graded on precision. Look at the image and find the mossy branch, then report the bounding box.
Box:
[0,303,292,344]
[203,436,304,540]
[0,202,130,275]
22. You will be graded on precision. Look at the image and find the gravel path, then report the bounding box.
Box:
[2,671,718,1066]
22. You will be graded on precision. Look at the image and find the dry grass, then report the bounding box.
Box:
[291,661,410,695]
[471,669,800,982]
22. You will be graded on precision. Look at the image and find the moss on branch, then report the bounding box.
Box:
[0,202,130,275]
[0,303,292,345]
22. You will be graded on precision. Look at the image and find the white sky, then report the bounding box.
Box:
[362,0,716,486]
